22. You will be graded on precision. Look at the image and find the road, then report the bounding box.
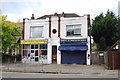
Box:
[1,64,120,80]
[1,72,118,78]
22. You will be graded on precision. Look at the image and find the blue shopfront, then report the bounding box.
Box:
[59,39,88,64]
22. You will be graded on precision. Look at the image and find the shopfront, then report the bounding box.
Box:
[59,39,88,64]
[21,40,48,63]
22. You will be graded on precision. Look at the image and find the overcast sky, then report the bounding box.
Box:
[1,0,120,22]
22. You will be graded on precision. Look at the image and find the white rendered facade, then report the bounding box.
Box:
[21,13,91,65]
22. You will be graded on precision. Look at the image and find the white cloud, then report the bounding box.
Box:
[1,0,120,22]
[40,0,119,17]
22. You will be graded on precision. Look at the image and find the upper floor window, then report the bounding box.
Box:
[66,25,81,36]
[30,26,43,38]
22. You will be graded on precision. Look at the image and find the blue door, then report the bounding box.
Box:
[61,51,86,64]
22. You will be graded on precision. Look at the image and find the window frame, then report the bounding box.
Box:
[30,26,43,38]
[66,24,81,37]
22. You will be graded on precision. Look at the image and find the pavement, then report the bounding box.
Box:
[1,63,119,75]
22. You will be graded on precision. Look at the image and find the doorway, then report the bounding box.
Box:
[30,44,39,63]
[52,46,57,64]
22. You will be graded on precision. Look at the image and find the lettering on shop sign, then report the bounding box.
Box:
[21,40,47,44]
[61,39,87,43]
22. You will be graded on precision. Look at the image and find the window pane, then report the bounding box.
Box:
[31,50,34,53]
[31,45,34,49]
[35,50,38,56]
[74,29,81,35]
[23,50,27,56]
[66,25,81,36]
[35,44,38,49]
[35,57,38,62]
[66,26,73,36]
[42,50,47,55]
[40,44,47,49]
[30,26,43,38]
[23,45,29,49]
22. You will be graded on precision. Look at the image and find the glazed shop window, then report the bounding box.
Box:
[31,44,39,49]
[30,26,43,38]
[66,25,81,36]
[39,44,47,59]
[40,44,47,49]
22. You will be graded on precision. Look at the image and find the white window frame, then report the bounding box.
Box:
[66,24,81,36]
[30,26,43,38]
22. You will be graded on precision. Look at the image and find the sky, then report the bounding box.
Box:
[1,0,120,22]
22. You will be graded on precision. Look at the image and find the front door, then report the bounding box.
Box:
[30,45,39,63]
[52,46,57,64]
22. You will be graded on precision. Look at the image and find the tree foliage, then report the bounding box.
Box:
[91,11,119,51]
[116,17,120,39]
[0,16,21,54]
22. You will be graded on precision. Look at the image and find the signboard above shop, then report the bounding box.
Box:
[21,40,47,44]
[60,38,87,45]
[61,38,87,42]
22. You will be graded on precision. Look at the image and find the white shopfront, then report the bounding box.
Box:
[21,13,91,65]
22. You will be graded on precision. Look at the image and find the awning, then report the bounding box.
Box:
[58,45,88,51]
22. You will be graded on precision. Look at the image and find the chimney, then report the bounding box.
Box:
[31,14,35,19]
[61,12,64,16]
[54,12,57,16]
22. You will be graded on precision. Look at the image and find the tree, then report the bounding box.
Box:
[0,16,21,55]
[117,17,120,51]
[116,17,120,39]
[91,11,118,51]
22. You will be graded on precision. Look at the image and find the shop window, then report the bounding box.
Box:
[31,50,34,53]
[35,57,38,62]
[30,26,43,38]
[40,44,47,49]
[39,44,47,59]
[42,50,47,55]
[35,44,38,49]
[23,45,29,49]
[35,50,38,56]
[23,50,27,56]
[31,45,34,49]
[66,25,81,36]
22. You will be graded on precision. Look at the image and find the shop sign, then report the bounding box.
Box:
[61,38,87,43]
[21,40,47,44]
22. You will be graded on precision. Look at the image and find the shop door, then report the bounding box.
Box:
[30,45,39,63]
[34,50,39,63]
[52,46,57,64]
[30,50,35,63]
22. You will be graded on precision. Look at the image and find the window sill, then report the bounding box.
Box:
[66,35,82,37]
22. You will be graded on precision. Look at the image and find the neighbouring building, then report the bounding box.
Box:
[20,12,91,65]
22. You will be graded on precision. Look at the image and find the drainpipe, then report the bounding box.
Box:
[49,17,51,37]
[22,18,25,40]
[87,14,91,65]
[58,15,60,37]
[87,14,91,54]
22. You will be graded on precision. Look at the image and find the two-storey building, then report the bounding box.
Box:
[21,12,91,65]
